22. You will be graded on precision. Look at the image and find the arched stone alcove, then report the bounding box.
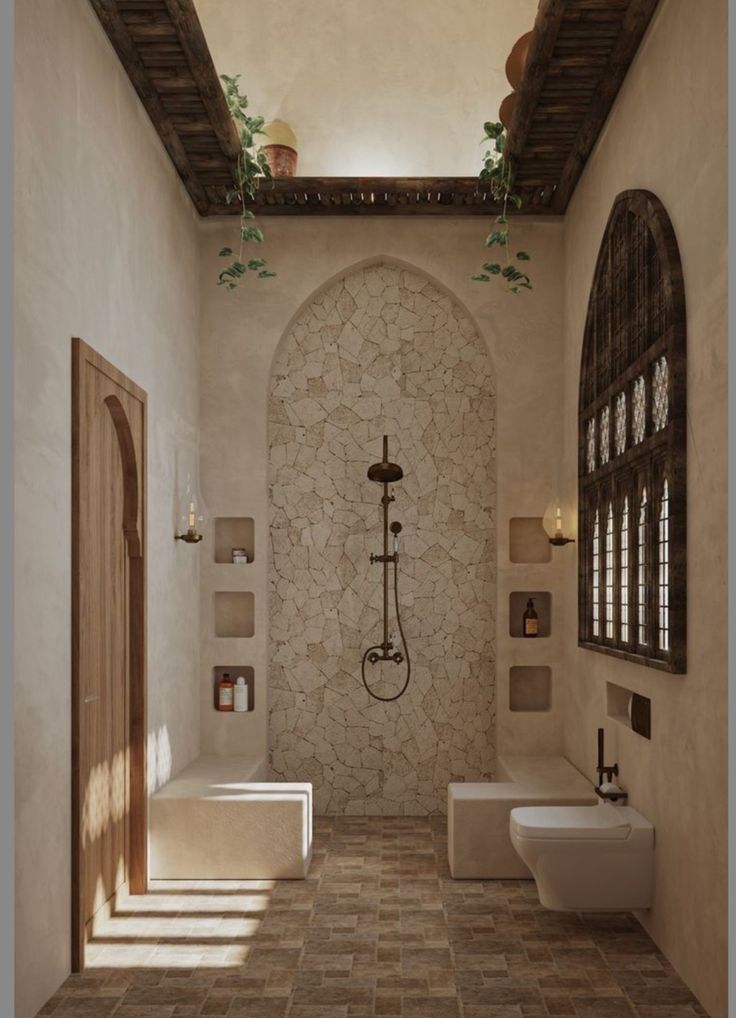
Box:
[268,260,496,814]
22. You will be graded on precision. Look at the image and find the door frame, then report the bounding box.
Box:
[71,337,147,971]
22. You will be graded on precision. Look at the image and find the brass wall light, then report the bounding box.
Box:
[175,455,208,544]
[543,499,575,547]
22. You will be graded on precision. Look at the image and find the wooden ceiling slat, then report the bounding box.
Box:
[549,0,660,211]
[90,0,659,217]
[88,0,210,213]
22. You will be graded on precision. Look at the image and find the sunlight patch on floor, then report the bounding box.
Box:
[84,878,275,969]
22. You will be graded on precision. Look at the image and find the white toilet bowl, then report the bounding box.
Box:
[509,801,654,911]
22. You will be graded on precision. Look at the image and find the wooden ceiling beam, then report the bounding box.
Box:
[504,0,570,166]
[88,0,210,214]
[550,0,660,212]
[89,0,660,218]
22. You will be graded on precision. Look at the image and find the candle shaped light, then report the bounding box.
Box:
[543,497,575,547]
[175,459,208,543]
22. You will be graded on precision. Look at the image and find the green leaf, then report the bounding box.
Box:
[218,247,233,257]
[516,251,531,260]
[247,258,267,270]
[483,121,503,139]
[496,215,508,224]
[482,263,502,274]
[258,270,276,278]
[508,194,523,209]
[485,231,508,247]
[471,273,491,282]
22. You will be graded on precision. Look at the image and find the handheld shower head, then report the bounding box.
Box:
[367,435,403,484]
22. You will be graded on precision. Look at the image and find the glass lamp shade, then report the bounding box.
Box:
[542,498,574,543]
[176,469,208,540]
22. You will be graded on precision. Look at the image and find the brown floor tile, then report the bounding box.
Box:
[34,818,706,1018]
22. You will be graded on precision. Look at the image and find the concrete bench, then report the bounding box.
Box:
[150,756,312,880]
[448,755,597,878]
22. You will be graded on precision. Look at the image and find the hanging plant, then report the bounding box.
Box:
[217,74,276,291]
[472,121,532,294]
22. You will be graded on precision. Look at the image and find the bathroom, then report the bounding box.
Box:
[6,0,730,1016]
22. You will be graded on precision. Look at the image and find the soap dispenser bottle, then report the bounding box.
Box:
[234,676,249,712]
[523,597,538,637]
[217,672,234,711]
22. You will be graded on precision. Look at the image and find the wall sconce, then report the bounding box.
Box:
[175,459,208,544]
[543,499,575,547]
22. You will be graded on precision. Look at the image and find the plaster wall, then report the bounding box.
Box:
[194,0,539,176]
[269,262,496,815]
[199,216,567,777]
[14,2,202,1015]
[559,1,728,1014]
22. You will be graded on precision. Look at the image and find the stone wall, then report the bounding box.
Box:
[268,262,496,814]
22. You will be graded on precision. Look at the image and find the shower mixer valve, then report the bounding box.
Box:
[360,436,412,701]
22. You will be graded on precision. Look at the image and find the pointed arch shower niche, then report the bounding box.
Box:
[268,260,496,815]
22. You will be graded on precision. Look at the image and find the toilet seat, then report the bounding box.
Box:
[510,803,632,841]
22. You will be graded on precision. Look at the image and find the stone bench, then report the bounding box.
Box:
[150,756,312,880]
[448,755,597,878]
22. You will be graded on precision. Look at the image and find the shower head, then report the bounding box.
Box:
[367,435,403,484]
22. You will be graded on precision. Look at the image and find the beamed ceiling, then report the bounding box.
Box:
[89,0,660,217]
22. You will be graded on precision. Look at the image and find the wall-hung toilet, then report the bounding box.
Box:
[509,801,654,911]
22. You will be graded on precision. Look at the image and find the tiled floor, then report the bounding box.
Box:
[39,817,706,1017]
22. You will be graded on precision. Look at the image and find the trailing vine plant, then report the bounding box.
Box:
[471,121,532,294]
[217,74,276,291]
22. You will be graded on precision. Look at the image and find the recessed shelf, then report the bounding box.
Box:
[509,666,552,712]
[213,666,255,712]
[214,591,255,638]
[509,517,551,564]
[214,517,255,564]
[509,591,551,638]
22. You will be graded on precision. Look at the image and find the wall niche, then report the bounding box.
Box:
[268,261,497,815]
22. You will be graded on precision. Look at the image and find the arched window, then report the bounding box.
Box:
[578,191,686,673]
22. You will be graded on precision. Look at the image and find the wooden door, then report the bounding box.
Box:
[72,338,147,970]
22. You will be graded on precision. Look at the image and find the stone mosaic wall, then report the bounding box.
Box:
[268,262,496,814]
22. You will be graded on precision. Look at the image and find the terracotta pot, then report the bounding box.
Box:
[262,120,298,177]
[505,30,533,90]
[263,143,298,177]
[499,92,516,130]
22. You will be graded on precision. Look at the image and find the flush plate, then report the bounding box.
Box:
[630,692,651,739]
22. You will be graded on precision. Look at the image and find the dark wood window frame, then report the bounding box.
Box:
[578,190,686,673]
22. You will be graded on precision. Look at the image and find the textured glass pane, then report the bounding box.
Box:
[638,488,648,646]
[592,509,600,637]
[632,375,646,444]
[620,497,629,642]
[586,418,596,473]
[600,406,610,466]
[614,392,627,456]
[605,503,614,639]
[658,480,670,651]
[653,356,669,431]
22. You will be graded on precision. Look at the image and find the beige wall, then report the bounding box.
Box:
[14,2,202,1015]
[560,1,728,1015]
[199,215,567,774]
[195,0,539,176]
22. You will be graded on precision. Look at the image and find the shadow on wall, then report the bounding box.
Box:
[268,259,497,816]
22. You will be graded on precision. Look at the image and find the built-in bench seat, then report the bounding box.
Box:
[448,755,597,878]
[150,756,312,880]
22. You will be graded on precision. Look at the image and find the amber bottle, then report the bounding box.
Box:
[523,598,538,638]
[218,672,234,711]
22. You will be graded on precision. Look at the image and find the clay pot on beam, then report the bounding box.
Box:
[505,30,533,90]
[262,119,298,177]
[499,93,517,130]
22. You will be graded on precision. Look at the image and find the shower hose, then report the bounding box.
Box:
[360,555,411,702]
